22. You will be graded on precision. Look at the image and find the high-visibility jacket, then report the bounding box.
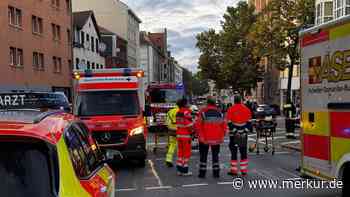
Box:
[176,107,193,140]
[226,104,252,125]
[166,106,179,131]
[195,105,226,145]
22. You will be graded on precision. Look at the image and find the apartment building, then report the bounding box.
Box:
[72,0,142,68]
[0,0,73,98]
[73,11,105,71]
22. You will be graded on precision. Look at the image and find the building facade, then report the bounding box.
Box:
[99,26,128,68]
[1,0,72,98]
[140,31,165,88]
[334,0,350,19]
[174,63,183,84]
[72,0,141,68]
[73,11,105,71]
[315,0,334,25]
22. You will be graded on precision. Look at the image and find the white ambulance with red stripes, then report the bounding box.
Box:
[299,16,350,195]
[73,68,147,166]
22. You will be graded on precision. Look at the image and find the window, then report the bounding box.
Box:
[8,6,22,27]
[33,52,44,70]
[53,56,62,73]
[67,29,71,44]
[95,39,99,52]
[17,49,23,66]
[64,124,102,178]
[76,58,80,70]
[91,37,95,52]
[80,31,85,45]
[32,16,43,34]
[65,0,71,13]
[9,47,16,65]
[9,47,23,67]
[87,61,90,69]
[51,0,60,8]
[0,140,59,197]
[86,34,90,50]
[92,63,95,69]
[52,24,61,41]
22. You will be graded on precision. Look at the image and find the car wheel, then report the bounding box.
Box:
[342,164,349,197]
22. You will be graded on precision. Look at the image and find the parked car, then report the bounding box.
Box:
[0,93,117,197]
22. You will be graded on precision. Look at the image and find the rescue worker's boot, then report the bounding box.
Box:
[198,164,206,179]
[228,160,238,176]
[240,159,248,176]
[213,163,220,178]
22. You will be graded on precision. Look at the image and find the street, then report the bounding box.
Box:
[114,120,342,197]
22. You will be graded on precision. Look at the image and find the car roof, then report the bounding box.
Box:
[0,110,74,145]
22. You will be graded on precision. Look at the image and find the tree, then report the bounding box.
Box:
[192,73,209,96]
[196,1,259,92]
[250,0,315,104]
[182,68,193,96]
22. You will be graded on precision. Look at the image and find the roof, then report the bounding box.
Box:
[0,110,74,145]
[99,26,115,36]
[73,10,101,38]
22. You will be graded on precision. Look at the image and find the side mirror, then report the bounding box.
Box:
[105,150,123,163]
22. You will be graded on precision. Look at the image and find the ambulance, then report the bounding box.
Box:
[299,16,350,195]
[73,68,147,166]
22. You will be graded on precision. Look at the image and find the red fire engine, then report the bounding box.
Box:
[73,68,147,166]
[145,83,184,132]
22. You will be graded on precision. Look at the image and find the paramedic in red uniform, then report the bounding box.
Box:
[176,98,193,176]
[195,96,226,178]
[226,96,252,176]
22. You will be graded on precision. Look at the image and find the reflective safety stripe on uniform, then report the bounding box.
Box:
[240,159,248,173]
[212,162,220,170]
[199,162,207,170]
[176,134,192,139]
[231,160,238,173]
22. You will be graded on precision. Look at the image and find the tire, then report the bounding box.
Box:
[342,164,349,197]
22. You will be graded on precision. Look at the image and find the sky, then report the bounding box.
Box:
[123,0,242,72]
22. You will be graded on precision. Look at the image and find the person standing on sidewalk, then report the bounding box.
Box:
[226,96,252,176]
[165,100,180,167]
[176,98,193,176]
[195,97,226,178]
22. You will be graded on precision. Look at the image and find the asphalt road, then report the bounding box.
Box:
[113,120,342,197]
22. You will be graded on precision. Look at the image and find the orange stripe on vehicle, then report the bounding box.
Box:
[303,134,330,161]
[330,22,350,40]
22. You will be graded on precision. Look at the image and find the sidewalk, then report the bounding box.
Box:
[281,140,301,152]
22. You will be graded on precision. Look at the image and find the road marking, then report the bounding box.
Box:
[116,188,137,192]
[280,140,300,145]
[145,186,173,190]
[182,183,209,188]
[217,182,233,185]
[148,159,163,187]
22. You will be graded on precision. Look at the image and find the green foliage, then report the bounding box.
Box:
[196,1,259,91]
[192,73,209,96]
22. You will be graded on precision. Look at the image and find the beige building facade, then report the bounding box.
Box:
[72,0,141,67]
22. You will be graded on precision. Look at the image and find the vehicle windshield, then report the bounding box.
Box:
[150,89,183,103]
[0,138,59,197]
[76,90,140,116]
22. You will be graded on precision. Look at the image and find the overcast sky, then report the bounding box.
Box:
[123,0,242,72]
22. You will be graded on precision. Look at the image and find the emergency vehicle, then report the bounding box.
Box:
[299,16,350,195]
[73,68,147,166]
[0,92,116,197]
[146,83,184,132]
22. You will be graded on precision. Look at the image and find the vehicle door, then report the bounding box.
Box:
[65,123,115,197]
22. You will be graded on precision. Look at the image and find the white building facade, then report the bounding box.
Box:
[315,0,334,25]
[174,63,183,84]
[334,0,350,18]
[72,0,141,68]
[73,11,105,71]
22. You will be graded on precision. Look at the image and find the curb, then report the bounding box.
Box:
[281,144,301,152]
